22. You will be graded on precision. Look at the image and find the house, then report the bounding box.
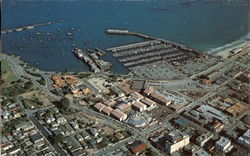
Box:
[81,131,90,140]
[65,124,75,134]
[6,146,21,155]
[70,122,79,130]
[2,111,10,119]
[1,142,13,151]
[46,117,56,124]
[111,109,127,121]
[96,137,103,143]
[165,131,190,154]
[75,134,84,142]
[215,137,231,152]
[114,132,124,140]
[22,123,35,132]
[130,143,147,155]
[30,133,44,143]
[89,128,99,137]
[56,116,67,125]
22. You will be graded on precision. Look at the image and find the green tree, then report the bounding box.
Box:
[60,97,70,109]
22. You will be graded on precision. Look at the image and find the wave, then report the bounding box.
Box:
[206,33,250,54]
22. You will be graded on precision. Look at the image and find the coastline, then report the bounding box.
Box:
[208,33,250,56]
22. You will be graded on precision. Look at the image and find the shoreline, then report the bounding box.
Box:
[207,33,250,56]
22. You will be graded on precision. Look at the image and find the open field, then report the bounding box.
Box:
[1,60,19,87]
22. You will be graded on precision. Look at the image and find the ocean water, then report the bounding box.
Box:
[2,0,249,74]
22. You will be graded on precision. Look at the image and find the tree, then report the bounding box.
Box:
[60,97,70,109]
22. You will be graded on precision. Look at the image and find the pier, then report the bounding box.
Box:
[1,20,64,34]
[106,29,205,70]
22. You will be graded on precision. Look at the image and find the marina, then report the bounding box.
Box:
[106,29,203,70]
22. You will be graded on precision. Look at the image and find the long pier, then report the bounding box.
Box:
[1,20,64,34]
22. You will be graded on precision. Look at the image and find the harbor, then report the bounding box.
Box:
[106,29,205,70]
[1,20,64,34]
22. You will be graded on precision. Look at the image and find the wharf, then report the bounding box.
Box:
[72,48,111,73]
[1,20,64,34]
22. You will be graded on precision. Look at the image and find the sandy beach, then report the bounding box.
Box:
[211,40,250,58]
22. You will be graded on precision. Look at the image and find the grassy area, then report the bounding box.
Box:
[1,60,19,87]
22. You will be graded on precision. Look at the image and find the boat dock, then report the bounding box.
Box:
[1,20,64,34]
[106,29,206,70]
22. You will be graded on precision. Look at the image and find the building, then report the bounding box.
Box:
[197,105,228,123]
[75,134,84,142]
[130,92,144,100]
[173,117,189,129]
[237,129,250,149]
[142,86,154,96]
[140,98,156,110]
[196,132,213,147]
[103,99,116,107]
[1,142,13,151]
[30,133,44,144]
[111,109,127,121]
[192,148,211,156]
[225,102,248,116]
[215,137,231,152]
[57,116,67,125]
[93,103,105,112]
[89,128,99,137]
[130,143,147,155]
[6,146,21,155]
[101,106,113,116]
[130,80,145,90]
[150,92,172,106]
[110,86,125,97]
[165,131,190,154]
[114,132,124,140]
[132,102,147,112]
[207,120,224,132]
[116,104,131,111]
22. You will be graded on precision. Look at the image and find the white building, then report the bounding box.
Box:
[165,131,190,154]
[215,137,231,152]
[196,132,213,147]
[192,148,210,156]
[237,129,250,149]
